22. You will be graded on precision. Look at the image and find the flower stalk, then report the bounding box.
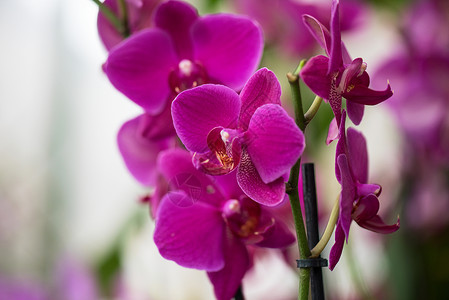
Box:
[287,60,311,300]
[91,0,130,38]
[310,194,340,258]
[304,96,323,125]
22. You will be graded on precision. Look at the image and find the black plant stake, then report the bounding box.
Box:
[301,163,327,300]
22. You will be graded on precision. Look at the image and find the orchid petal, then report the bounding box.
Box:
[157,148,226,206]
[337,58,363,93]
[154,192,226,271]
[172,84,240,152]
[346,101,364,125]
[214,171,244,200]
[192,14,263,90]
[302,14,332,55]
[328,0,343,74]
[337,154,356,240]
[239,68,282,130]
[154,0,198,59]
[136,103,176,140]
[208,236,249,300]
[104,29,178,113]
[357,183,381,197]
[329,222,346,270]
[335,110,347,183]
[326,117,339,145]
[343,83,393,105]
[237,151,286,206]
[300,55,332,100]
[256,211,296,248]
[346,127,368,183]
[357,215,400,234]
[245,104,304,183]
[352,194,379,221]
[117,114,172,186]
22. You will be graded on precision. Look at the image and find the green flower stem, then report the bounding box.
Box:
[287,158,311,300]
[117,0,131,37]
[287,64,311,300]
[309,194,340,258]
[304,96,323,125]
[91,0,129,38]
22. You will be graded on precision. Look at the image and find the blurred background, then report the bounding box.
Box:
[0,0,448,299]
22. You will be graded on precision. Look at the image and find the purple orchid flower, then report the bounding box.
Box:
[300,0,392,130]
[153,148,295,300]
[117,105,176,186]
[329,111,400,270]
[171,68,305,206]
[103,0,263,114]
[97,0,162,51]
[232,0,366,57]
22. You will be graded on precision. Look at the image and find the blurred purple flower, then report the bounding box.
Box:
[103,0,263,114]
[117,105,176,186]
[231,0,365,56]
[403,0,449,55]
[329,111,399,270]
[55,258,98,300]
[153,148,295,300]
[172,68,305,206]
[0,276,46,300]
[97,0,163,50]
[300,0,392,129]
[406,168,449,234]
[373,0,449,163]
[375,54,449,160]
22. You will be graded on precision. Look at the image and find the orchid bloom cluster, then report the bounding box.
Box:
[373,0,449,233]
[95,0,399,298]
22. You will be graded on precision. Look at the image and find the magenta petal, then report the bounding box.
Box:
[335,110,347,183]
[300,55,332,100]
[245,104,304,183]
[256,212,296,248]
[154,0,198,59]
[237,151,286,206]
[338,58,363,93]
[172,84,240,152]
[353,194,379,221]
[346,101,364,125]
[239,68,282,130]
[154,192,226,271]
[157,148,225,206]
[337,154,356,240]
[104,29,178,113]
[344,83,393,105]
[192,14,263,90]
[357,183,381,197]
[208,236,249,300]
[137,103,176,140]
[326,117,339,145]
[357,215,400,234]
[329,222,346,270]
[302,14,332,55]
[117,114,172,186]
[346,127,368,183]
[328,0,343,74]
